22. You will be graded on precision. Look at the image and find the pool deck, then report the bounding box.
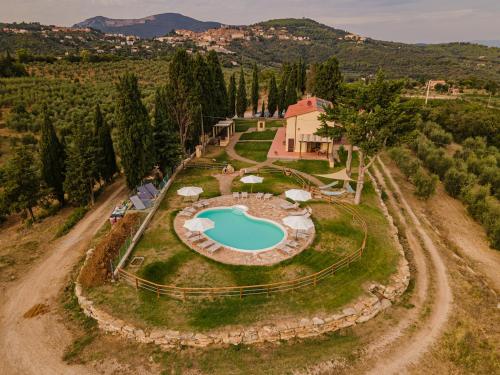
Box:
[173,195,315,266]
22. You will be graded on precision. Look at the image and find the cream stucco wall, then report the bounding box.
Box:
[285,111,330,153]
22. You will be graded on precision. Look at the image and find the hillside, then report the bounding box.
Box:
[230,18,500,81]
[73,13,222,38]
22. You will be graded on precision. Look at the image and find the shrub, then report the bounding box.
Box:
[444,168,475,198]
[55,206,89,238]
[413,169,438,199]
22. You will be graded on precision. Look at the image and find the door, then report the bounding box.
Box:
[287,138,295,152]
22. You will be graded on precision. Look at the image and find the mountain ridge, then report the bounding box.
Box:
[73,13,223,38]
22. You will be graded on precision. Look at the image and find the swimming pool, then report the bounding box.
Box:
[196,206,286,252]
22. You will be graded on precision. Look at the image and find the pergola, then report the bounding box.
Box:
[212,120,235,147]
[298,134,332,158]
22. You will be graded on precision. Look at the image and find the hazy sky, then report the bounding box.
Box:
[1,0,499,43]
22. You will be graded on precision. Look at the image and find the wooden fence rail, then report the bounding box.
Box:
[116,163,368,299]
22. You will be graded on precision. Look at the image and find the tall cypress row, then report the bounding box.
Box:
[251,63,259,116]
[227,73,236,117]
[267,73,278,117]
[153,87,182,174]
[39,105,65,204]
[115,73,153,189]
[236,67,247,118]
[94,104,118,183]
[207,51,228,121]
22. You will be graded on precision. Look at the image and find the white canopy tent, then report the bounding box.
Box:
[183,218,215,233]
[240,175,264,192]
[285,189,312,202]
[315,168,354,181]
[177,186,204,200]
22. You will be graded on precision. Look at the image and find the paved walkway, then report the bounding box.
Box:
[224,131,324,188]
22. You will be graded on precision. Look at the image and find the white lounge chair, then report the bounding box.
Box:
[233,192,240,199]
[187,234,203,242]
[263,193,272,200]
[286,240,299,248]
[199,240,215,249]
[185,231,197,238]
[290,209,308,216]
[207,243,222,254]
[179,211,193,217]
[199,200,209,207]
[277,243,294,255]
[319,181,339,190]
[193,202,205,209]
[184,207,197,213]
[297,232,310,240]
[322,189,346,197]
[280,202,299,210]
[255,192,264,199]
[241,192,248,199]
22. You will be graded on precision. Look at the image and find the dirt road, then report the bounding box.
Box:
[364,158,453,374]
[0,182,127,375]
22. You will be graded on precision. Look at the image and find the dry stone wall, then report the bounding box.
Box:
[74,172,410,350]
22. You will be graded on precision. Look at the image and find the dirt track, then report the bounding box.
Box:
[0,182,126,375]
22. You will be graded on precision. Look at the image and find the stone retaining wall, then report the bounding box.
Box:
[74,172,410,350]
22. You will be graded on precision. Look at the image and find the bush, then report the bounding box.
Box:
[444,168,475,198]
[413,169,438,199]
[55,206,89,238]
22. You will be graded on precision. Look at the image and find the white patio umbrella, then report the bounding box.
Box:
[285,189,312,202]
[177,186,203,200]
[283,215,314,239]
[183,218,215,233]
[240,175,264,193]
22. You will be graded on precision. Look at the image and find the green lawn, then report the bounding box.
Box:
[232,169,303,195]
[234,119,257,132]
[87,166,399,333]
[239,129,277,141]
[234,141,272,162]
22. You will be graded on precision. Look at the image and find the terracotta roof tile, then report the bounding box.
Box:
[284,97,332,119]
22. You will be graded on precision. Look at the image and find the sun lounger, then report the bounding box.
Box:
[286,240,299,248]
[207,243,222,254]
[346,183,355,194]
[263,193,272,200]
[255,192,264,199]
[233,192,240,199]
[193,201,206,209]
[198,240,215,249]
[319,181,339,189]
[280,202,299,210]
[297,232,310,240]
[185,231,197,238]
[184,207,197,213]
[277,243,294,255]
[178,211,193,217]
[198,200,209,207]
[187,234,203,242]
[290,209,308,216]
[241,192,248,199]
[322,189,346,197]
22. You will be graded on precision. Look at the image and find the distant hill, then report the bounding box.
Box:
[471,40,500,48]
[73,13,222,38]
[229,18,500,81]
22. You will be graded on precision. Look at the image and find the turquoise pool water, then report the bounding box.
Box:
[196,207,285,251]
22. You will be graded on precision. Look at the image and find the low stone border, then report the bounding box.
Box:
[74,172,410,350]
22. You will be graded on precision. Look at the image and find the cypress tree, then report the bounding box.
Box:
[267,73,278,117]
[153,87,182,174]
[285,75,297,109]
[39,105,65,204]
[3,145,40,221]
[227,73,236,117]
[64,124,97,206]
[115,73,153,189]
[207,51,228,121]
[260,100,265,117]
[251,63,259,116]
[192,53,213,140]
[236,67,247,118]
[277,64,290,117]
[94,104,117,183]
[312,56,343,104]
